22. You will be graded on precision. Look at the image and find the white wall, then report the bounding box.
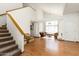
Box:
[0,15,7,27]
[23,3,79,41]
[23,4,79,42]
[39,22,44,32]
[59,13,79,41]
[33,22,39,36]
[0,3,23,26]
[35,9,44,21]
[8,7,35,34]
[31,11,62,37]
[34,11,79,42]
[6,7,35,51]
[0,3,22,14]
[7,15,24,52]
[32,11,79,42]
[33,22,44,37]
[43,12,79,42]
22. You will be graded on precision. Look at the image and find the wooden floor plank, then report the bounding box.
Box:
[21,37,79,56]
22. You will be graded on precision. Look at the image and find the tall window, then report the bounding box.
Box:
[46,21,58,34]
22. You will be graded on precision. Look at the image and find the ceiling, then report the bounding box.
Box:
[0,3,22,14]
[64,3,79,14]
[0,3,78,16]
[23,3,79,16]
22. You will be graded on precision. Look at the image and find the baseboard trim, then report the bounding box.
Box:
[58,39,79,43]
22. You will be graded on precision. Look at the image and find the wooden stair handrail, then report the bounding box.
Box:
[6,13,26,38]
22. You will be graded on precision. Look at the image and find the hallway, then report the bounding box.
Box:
[21,37,79,56]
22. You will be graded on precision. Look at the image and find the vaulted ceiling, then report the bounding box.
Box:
[64,3,79,14]
[23,3,79,16]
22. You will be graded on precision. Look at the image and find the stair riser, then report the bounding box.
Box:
[0,34,11,37]
[0,31,9,33]
[0,37,13,42]
[0,28,6,30]
[0,53,4,56]
[0,41,15,48]
[0,27,7,29]
[0,45,18,53]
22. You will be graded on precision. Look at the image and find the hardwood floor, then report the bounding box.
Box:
[21,37,79,56]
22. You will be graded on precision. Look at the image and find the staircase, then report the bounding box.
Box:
[0,27,21,56]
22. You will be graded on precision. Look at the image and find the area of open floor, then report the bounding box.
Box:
[21,37,79,56]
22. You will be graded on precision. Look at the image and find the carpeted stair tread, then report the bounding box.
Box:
[0,27,7,29]
[0,33,10,34]
[0,36,13,40]
[0,40,15,47]
[0,44,18,53]
[0,36,13,42]
[4,49,21,56]
[0,27,21,56]
[0,29,7,30]
[0,29,9,33]
[0,33,11,37]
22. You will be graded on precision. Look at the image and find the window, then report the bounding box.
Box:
[46,21,58,34]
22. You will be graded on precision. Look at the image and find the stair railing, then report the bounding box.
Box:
[6,13,27,39]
